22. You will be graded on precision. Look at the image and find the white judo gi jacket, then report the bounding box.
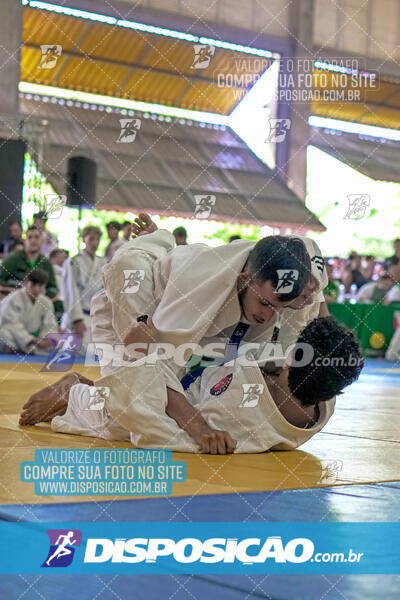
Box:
[91,230,328,372]
[0,288,57,353]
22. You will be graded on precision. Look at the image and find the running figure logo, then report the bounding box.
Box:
[41,334,82,372]
[190,44,215,69]
[194,194,216,219]
[121,269,145,294]
[38,45,62,69]
[42,529,82,568]
[275,269,299,294]
[44,194,66,219]
[116,118,142,143]
[317,459,343,484]
[85,386,110,411]
[345,194,370,219]
[266,118,291,143]
[240,384,264,408]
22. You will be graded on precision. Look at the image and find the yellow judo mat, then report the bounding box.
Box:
[0,359,399,505]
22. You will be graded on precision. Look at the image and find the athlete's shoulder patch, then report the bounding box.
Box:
[311,255,325,272]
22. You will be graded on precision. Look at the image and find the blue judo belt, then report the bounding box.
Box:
[180,322,250,391]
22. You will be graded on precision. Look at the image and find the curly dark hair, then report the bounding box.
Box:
[288,317,364,406]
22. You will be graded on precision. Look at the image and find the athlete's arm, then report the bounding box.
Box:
[166,387,236,454]
[318,301,330,317]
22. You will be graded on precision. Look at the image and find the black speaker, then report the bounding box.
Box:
[0,138,26,239]
[67,156,97,207]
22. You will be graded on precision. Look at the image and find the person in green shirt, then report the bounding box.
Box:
[0,225,63,319]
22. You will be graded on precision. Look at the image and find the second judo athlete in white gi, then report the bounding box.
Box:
[20,316,363,453]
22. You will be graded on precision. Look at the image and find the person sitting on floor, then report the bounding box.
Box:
[0,225,63,320]
[0,269,58,355]
[19,317,363,454]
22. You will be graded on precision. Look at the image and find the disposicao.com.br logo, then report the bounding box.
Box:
[42,529,82,567]
[82,536,363,565]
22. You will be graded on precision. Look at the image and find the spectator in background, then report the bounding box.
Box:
[0,221,23,258]
[323,263,339,303]
[0,269,57,355]
[33,212,58,257]
[229,235,241,243]
[8,241,25,255]
[173,226,188,246]
[331,256,345,281]
[105,221,124,260]
[383,257,400,304]
[361,255,376,282]
[0,226,62,319]
[356,274,394,304]
[49,249,68,303]
[121,221,132,243]
[342,252,367,291]
[383,238,400,270]
[63,226,106,352]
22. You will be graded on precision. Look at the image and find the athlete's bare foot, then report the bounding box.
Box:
[19,372,94,426]
[130,213,158,238]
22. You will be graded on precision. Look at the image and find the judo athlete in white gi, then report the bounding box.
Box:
[89,214,329,381]
[0,269,58,355]
[62,226,106,353]
[19,317,363,454]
